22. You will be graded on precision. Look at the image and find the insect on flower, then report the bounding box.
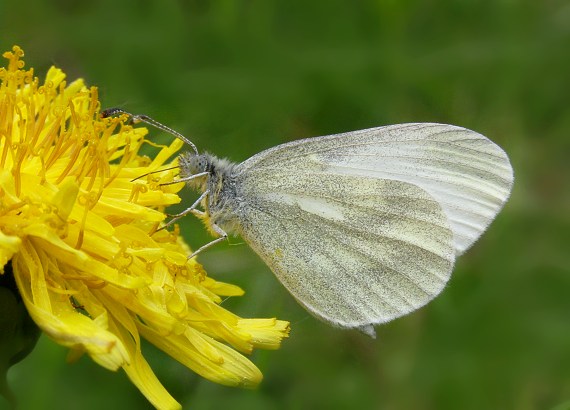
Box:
[102,108,514,338]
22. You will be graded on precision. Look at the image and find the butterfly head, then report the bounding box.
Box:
[180,152,209,175]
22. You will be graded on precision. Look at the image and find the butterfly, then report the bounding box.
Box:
[103,109,514,337]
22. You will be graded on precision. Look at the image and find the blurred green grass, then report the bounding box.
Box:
[1,0,569,409]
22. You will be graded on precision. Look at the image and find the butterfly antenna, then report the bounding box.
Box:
[101,108,199,156]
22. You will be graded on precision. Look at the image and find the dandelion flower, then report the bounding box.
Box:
[0,46,289,410]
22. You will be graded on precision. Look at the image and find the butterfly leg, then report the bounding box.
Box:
[158,173,210,231]
[187,211,228,259]
[160,189,209,230]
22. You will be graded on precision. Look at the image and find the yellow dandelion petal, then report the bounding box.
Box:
[0,46,289,409]
[139,323,263,388]
[12,241,129,371]
[237,318,291,350]
[0,231,21,273]
[110,319,181,410]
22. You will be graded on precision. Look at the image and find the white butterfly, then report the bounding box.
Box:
[104,111,514,337]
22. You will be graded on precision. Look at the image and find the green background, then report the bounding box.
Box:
[1,1,569,409]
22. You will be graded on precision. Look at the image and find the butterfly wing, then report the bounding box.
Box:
[233,170,455,332]
[239,123,513,255]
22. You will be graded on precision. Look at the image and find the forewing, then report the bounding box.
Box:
[240,123,513,255]
[234,171,455,330]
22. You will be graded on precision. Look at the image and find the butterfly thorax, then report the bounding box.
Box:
[179,152,243,235]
